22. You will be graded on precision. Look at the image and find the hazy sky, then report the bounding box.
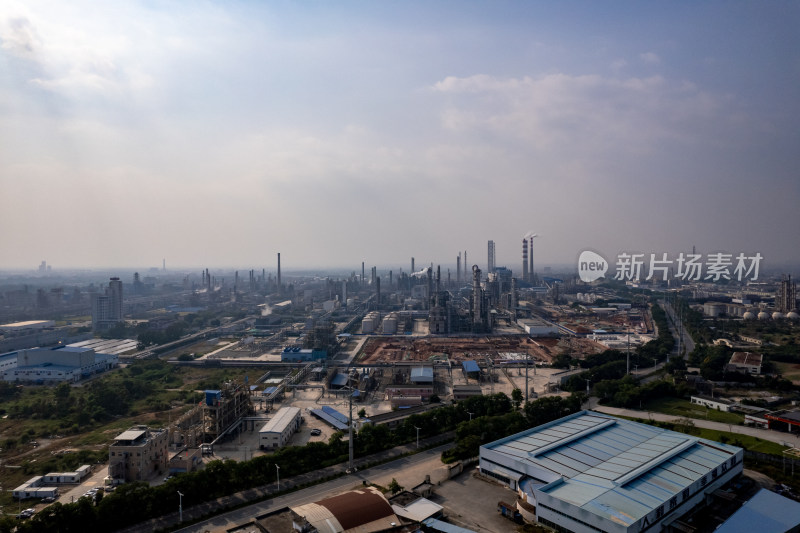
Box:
[1,1,798,272]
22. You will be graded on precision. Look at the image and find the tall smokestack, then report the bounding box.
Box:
[277,253,282,295]
[362,262,365,284]
[411,257,415,273]
[376,276,381,310]
[427,268,433,310]
[529,237,534,285]
[522,239,529,283]
[436,265,441,307]
[457,253,461,283]
[163,258,166,271]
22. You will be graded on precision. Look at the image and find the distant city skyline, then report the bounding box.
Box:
[1,2,798,270]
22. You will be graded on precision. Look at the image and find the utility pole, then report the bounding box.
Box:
[414,426,421,448]
[348,389,355,473]
[276,464,280,490]
[627,328,631,374]
[177,491,184,523]
[525,353,529,403]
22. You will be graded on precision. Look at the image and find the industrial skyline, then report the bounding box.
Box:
[1,2,798,269]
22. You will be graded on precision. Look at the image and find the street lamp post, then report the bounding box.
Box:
[467,411,474,421]
[177,491,184,523]
[414,426,421,448]
[276,464,280,490]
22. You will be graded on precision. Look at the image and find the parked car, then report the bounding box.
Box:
[40,496,56,503]
[310,428,322,436]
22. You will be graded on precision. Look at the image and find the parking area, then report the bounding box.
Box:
[432,465,521,533]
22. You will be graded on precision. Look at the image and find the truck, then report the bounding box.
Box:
[497,501,523,524]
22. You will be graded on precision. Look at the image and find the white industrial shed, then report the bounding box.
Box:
[259,406,301,450]
[479,410,743,533]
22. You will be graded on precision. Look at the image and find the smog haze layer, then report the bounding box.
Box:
[1,1,798,271]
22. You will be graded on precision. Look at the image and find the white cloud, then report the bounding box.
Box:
[639,51,661,64]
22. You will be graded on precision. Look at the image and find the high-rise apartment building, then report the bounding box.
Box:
[92,277,124,331]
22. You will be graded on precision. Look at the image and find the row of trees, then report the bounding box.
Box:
[12,393,519,532]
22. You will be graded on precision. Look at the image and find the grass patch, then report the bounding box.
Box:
[641,397,744,425]
[692,428,786,455]
[775,362,800,383]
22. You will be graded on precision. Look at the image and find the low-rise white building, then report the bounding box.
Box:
[726,351,763,375]
[259,406,301,450]
[13,477,59,499]
[691,395,734,412]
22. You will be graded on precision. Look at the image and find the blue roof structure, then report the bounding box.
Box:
[480,411,744,533]
[310,408,349,431]
[462,360,480,373]
[715,488,800,533]
[321,406,349,424]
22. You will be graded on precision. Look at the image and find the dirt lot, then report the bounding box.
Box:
[357,335,604,365]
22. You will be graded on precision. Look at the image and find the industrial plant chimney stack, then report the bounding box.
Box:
[529,237,535,285]
[277,253,282,296]
[411,257,415,273]
[457,253,461,283]
[522,239,529,283]
[427,267,433,310]
[376,276,381,311]
[472,265,482,326]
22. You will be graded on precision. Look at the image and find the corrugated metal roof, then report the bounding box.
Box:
[482,411,743,526]
[716,489,800,533]
[310,409,349,431]
[462,360,480,373]
[259,407,300,434]
[321,406,349,424]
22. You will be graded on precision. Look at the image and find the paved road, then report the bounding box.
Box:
[173,444,453,533]
[662,299,695,358]
[592,404,799,447]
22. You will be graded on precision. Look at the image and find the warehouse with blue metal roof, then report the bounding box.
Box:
[479,411,743,533]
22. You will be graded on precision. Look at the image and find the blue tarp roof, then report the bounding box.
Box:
[321,406,349,424]
[261,387,278,395]
[462,360,480,373]
[310,409,349,431]
[715,489,800,533]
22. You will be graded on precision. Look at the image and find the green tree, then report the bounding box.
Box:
[511,388,523,409]
[388,478,403,494]
[358,408,367,419]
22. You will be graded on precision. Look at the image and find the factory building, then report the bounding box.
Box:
[259,406,301,450]
[2,346,118,383]
[108,426,169,483]
[281,346,327,362]
[290,486,401,533]
[479,411,743,533]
